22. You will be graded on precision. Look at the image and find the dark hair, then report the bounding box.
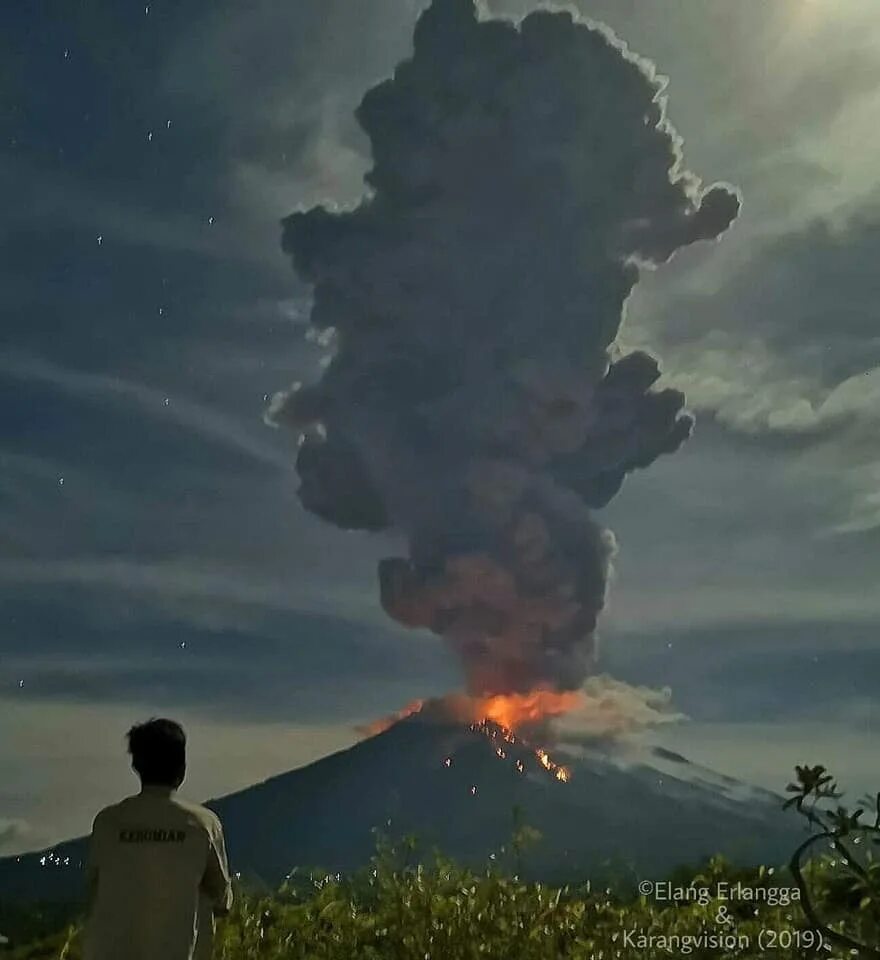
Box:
[127,718,186,787]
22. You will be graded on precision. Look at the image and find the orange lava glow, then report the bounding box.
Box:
[359,687,576,783]
[358,698,426,737]
[470,688,584,730]
[469,717,571,784]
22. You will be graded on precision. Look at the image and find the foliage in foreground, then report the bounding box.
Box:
[6,848,877,960]
[783,763,880,957]
[6,764,880,959]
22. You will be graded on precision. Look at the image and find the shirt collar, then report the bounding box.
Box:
[139,784,176,797]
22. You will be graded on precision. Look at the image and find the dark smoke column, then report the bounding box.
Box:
[272,0,739,698]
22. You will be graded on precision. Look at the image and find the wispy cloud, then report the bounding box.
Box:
[621,198,880,533]
[0,157,283,270]
[648,337,880,436]
[0,354,293,470]
[0,556,378,627]
[605,582,880,634]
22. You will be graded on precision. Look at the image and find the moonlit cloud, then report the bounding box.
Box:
[0,355,293,470]
[621,201,880,532]
[0,556,378,627]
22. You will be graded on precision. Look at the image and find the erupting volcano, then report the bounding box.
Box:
[363,688,593,782]
[0,0,828,911]
[0,711,800,901]
[268,0,740,739]
[364,688,583,734]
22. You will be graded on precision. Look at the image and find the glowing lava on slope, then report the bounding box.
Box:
[358,700,426,737]
[468,718,571,784]
[362,688,580,783]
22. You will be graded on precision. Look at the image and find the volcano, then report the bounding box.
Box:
[0,714,799,903]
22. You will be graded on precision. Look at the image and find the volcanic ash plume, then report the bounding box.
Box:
[271,0,739,700]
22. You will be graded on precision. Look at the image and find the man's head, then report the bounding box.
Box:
[127,718,186,789]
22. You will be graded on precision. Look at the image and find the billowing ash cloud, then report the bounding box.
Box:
[555,676,685,744]
[271,0,739,697]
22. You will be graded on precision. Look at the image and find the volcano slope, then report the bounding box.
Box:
[0,714,799,901]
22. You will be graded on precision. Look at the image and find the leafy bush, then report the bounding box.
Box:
[1,847,856,959]
[783,764,880,957]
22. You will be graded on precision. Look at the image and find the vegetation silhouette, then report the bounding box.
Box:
[783,763,880,958]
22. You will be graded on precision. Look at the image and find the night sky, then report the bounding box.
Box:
[3,0,880,856]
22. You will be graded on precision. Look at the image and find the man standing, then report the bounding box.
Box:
[84,719,233,960]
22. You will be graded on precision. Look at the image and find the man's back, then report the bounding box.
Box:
[84,787,232,960]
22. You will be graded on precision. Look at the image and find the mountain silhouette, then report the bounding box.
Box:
[0,714,799,902]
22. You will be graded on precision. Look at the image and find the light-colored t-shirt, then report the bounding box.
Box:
[84,787,233,960]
